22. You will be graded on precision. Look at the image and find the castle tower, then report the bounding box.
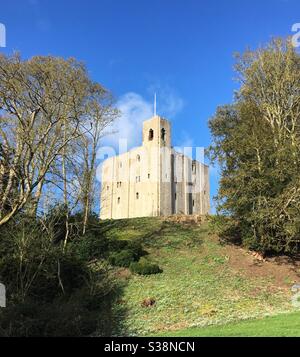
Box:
[100,115,210,219]
[142,115,171,148]
[141,116,173,216]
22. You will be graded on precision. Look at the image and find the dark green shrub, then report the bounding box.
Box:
[0,214,122,337]
[108,250,136,267]
[209,215,242,245]
[129,259,162,275]
[107,239,146,267]
[127,240,146,260]
[0,291,112,337]
[72,231,110,261]
[107,238,129,252]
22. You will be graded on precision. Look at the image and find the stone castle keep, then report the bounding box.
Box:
[100,115,210,219]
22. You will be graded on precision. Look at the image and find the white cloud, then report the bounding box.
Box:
[147,83,185,118]
[102,89,184,151]
[102,92,153,150]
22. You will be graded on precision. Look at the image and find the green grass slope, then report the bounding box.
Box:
[154,311,300,337]
[103,217,299,336]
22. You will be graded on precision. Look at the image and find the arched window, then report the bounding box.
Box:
[136,192,139,199]
[148,129,154,141]
[161,128,166,141]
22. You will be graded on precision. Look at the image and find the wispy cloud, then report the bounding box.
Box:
[102,88,184,151]
[102,92,152,150]
[147,82,185,118]
[28,0,51,32]
[108,58,122,68]
[176,131,194,148]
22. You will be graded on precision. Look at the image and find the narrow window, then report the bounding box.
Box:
[192,162,196,173]
[137,154,140,162]
[192,199,195,207]
[107,185,109,191]
[175,193,177,200]
[136,192,139,199]
[117,197,120,204]
[161,128,166,141]
[119,162,122,168]
[149,129,154,141]
[148,174,150,179]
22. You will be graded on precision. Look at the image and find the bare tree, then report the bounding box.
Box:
[0,53,118,227]
[77,88,117,234]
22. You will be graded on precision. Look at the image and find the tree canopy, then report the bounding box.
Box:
[0,53,118,227]
[209,38,300,254]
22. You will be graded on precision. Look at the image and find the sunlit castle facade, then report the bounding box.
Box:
[100,115,210,219]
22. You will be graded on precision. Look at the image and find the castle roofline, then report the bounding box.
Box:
[143,115,170,123]
[102,146,209,169]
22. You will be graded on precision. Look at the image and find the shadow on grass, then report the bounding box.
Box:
[109,274,140,337]
[137,221,205,250]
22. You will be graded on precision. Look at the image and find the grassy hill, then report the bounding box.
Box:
[154,311,300,337]
[103,217,300,336]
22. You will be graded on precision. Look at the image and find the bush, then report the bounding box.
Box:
[72,231,110,261]
[0,288,114,337]
[108,239,145,258]
[127,240,146,260]
[107,239,146,267]
[129,258,162,275]
[0,215,121,336]
[107,238,129,252]
[209,215,242,245]
[108,250,136,267]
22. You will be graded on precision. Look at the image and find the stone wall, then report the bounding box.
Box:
[100,115,210,219]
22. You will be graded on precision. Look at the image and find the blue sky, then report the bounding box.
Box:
[1,0,299,211]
